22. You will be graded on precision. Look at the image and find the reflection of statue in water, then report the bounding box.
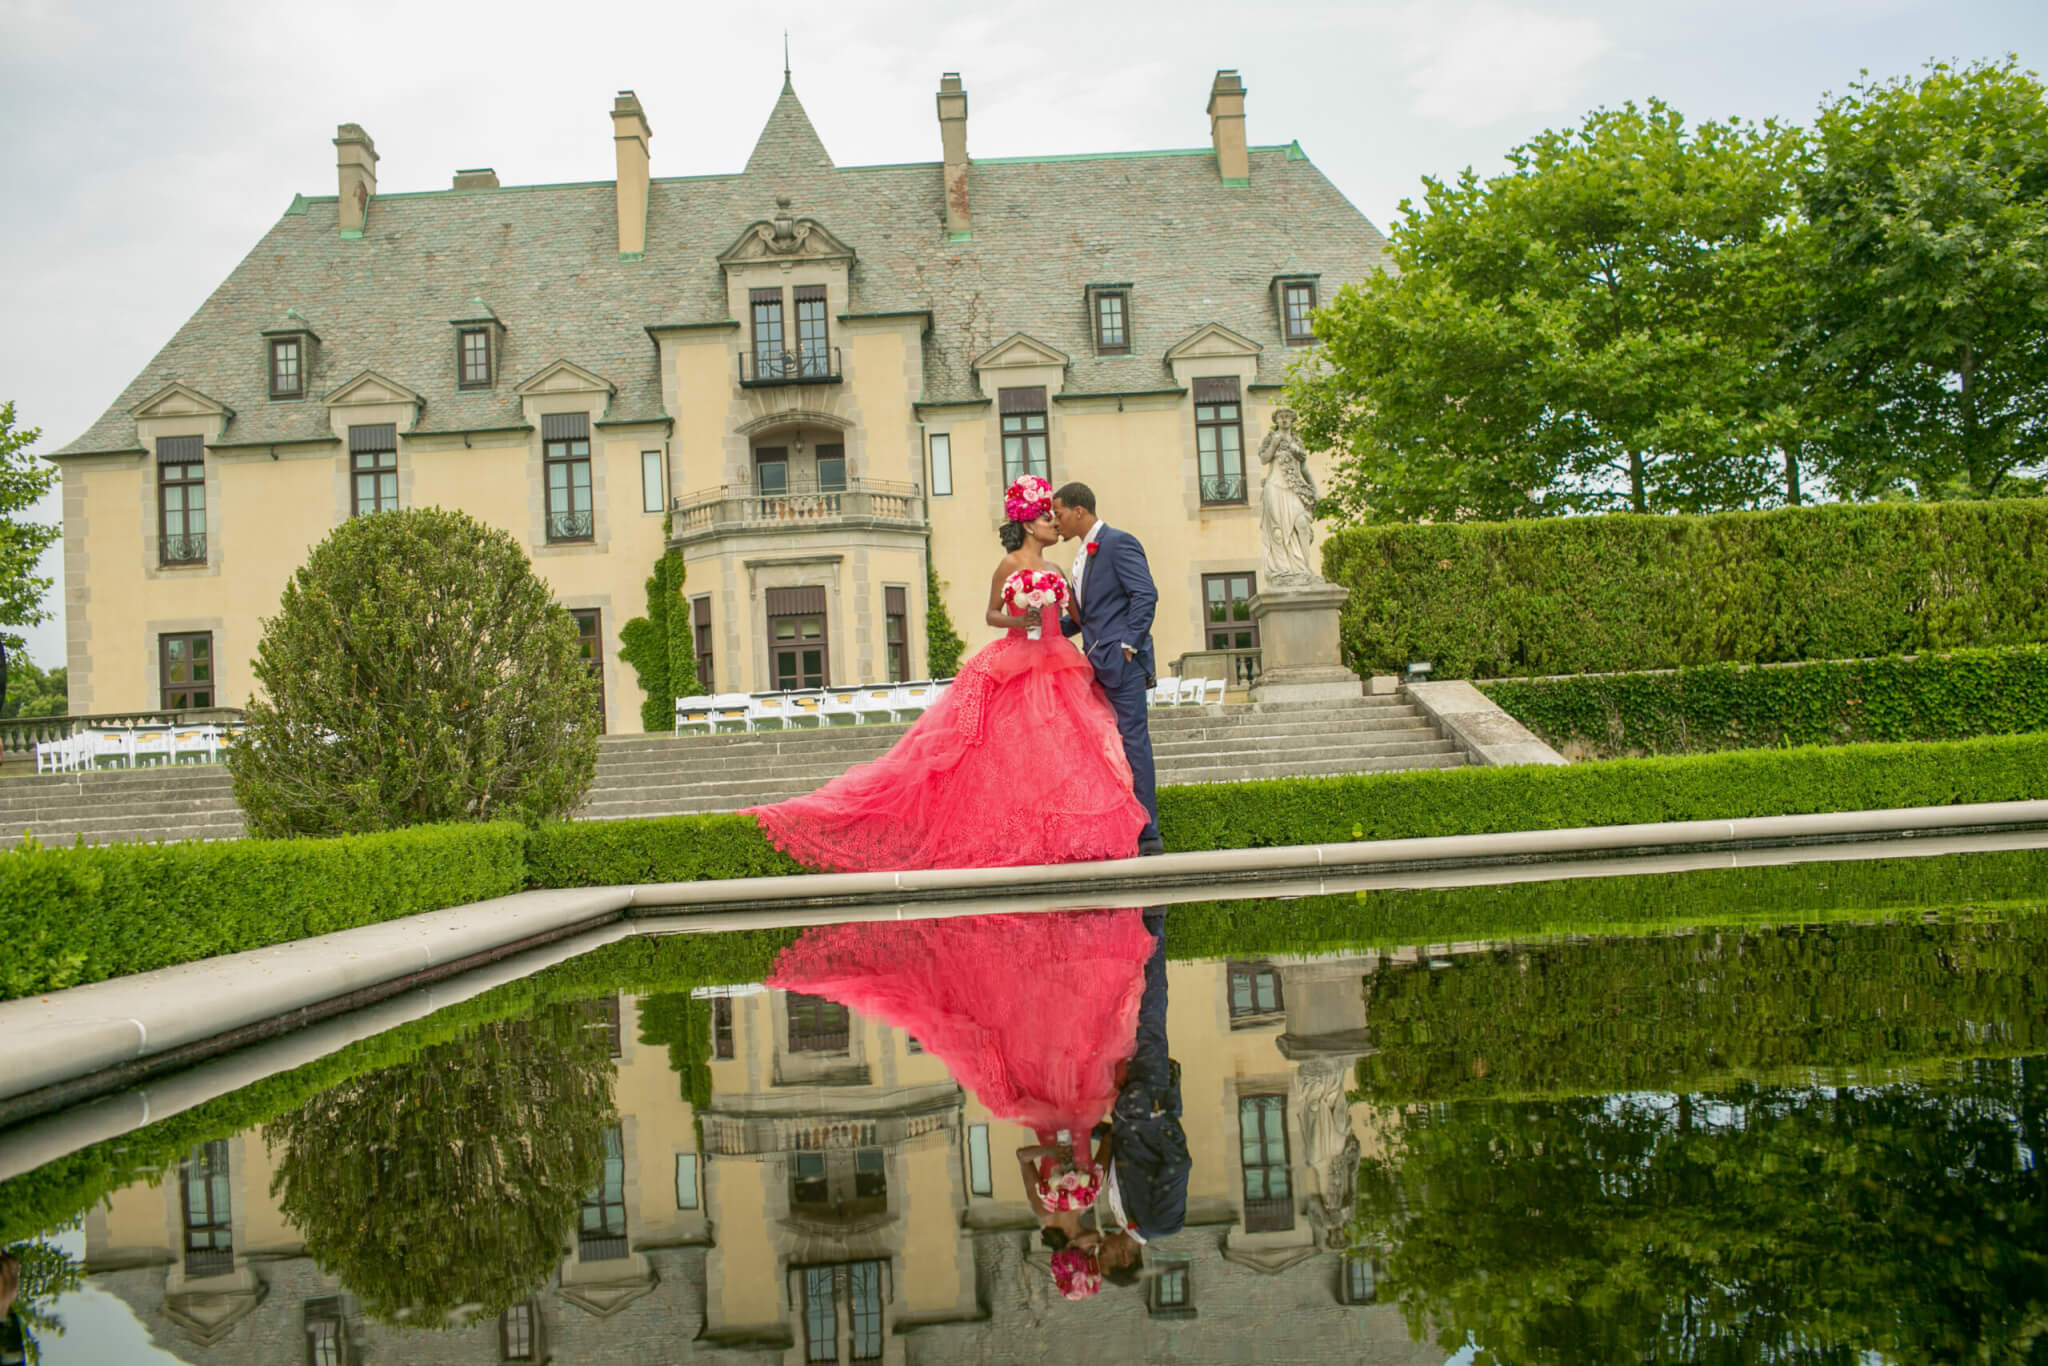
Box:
[1258,408,1319,584]
[1296,1057,1361,1248]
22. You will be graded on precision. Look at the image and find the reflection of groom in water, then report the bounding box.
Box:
[1092,908,1188,1277]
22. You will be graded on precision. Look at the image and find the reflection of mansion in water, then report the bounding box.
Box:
[83,953,1444,1364]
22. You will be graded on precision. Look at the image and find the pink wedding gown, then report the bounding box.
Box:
[744,604,1148,872]
[767,909,1157,1139]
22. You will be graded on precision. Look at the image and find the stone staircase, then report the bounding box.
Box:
[0,695,1462,849]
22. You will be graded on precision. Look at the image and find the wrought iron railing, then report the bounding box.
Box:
[0,706,246,757]
[547,509,595,541]
[185,1247,236,1279]
[161,532,207,565]
[740,346,842,386]
[1174,647,1263,689]
[1242,1194,1295,1232]
[1200,473,1248,504]
[670,478,923,540]
[577,1232,628,1262]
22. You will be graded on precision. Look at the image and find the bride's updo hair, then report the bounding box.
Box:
[998,520,1029,552]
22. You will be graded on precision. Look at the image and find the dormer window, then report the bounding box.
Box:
[1086,284,1132,355]
[458,327,492,388]
[1276,276,1320,346]
[268,337,304,399]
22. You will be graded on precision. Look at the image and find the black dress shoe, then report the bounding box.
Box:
[1137,839,1166,857]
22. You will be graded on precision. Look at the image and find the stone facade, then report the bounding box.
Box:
[50,68,1389,729]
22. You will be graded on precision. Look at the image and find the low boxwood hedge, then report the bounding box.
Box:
[8,732,2048,1001]
[1480,646,2048,758]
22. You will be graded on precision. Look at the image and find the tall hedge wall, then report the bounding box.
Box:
[1322,498,2048,679]
[1481,646,2048,758]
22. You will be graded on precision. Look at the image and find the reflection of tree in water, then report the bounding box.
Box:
[266,1004,616,1325]
[2,1234,84,1365]
[1354,1058,2048,1363]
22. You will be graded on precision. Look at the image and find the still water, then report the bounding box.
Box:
[2,851,2045,1365]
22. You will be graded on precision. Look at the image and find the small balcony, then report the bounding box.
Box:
[739,346,842,388]
[670,477,925,546]
[160,532,208,566]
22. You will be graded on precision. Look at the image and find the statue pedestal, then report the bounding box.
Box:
[1248,581,1362,703]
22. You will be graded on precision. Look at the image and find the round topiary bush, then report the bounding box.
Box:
[228,507,601,837]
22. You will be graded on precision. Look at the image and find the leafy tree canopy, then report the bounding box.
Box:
[1801,58,2048,501]
[0,659,64,720]
[227,507,600,837]
[1293,101,1809,522]
[265,1006,616,1326]
[0,402,58,654]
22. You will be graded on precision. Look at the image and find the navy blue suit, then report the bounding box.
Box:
[1062,524,1160,845]
[1108,910,1187,1240]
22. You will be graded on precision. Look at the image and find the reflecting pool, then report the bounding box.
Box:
[2,850,2045,1364]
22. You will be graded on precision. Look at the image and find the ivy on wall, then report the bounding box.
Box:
[925,565,966,679]
[619,546,698,730]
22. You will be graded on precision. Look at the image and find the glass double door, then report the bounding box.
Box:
[770,612,828,690]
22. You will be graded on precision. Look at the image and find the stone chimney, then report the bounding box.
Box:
[452,167,499,190]
[937,73,970,238]
[334,124,378,236]
[612,91,652,260]
[1207,70,1249,185]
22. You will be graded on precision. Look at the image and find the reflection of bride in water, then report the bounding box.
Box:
[767,908,1155,1254]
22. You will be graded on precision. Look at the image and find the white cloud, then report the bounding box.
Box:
[1396,2,1616,129]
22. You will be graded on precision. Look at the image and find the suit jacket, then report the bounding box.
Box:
[1108,911,1187,1240]
[1061,524,1159,690]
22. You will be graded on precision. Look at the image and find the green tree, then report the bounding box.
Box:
[1292,102,1811,521]
[227,507,600,837]
[266,1007,616,1326]
[618,545,698,729]
[1800,59,2048,501]
[925,565,965,677]
[2,1235,84,1365]
[0,402,58,654]
[1357,1061,2048,1363]
[0,659,65,719]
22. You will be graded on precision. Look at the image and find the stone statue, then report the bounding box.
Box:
[1296,1057,1362,1249]
[1258,407,1319,584]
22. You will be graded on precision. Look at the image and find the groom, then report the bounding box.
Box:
[1052,483,1162,856]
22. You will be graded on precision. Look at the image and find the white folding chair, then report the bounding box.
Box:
[674,695,717,736]
[744,694,790,732]
[172,726,221,764]
[88,730,137,769]
[129,726,173,767]
[1175,677,1205,706]
[890,682,935,722]
[851,686,898,725]
[819,689,862,727]
[35,735,84,774]
[1199,677,1226,705]
[784,691,826,728]
[709,693,754,734]
[1149,676,1182,707]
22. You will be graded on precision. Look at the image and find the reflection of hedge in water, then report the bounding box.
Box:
[1163,847,2048,961]
[266,1005,616,1326]
[1355,1060,2048,1364]
[0,929,795,1249]
[1358,914,2048,1103]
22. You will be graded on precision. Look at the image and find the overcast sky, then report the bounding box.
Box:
[2,0,2043,670]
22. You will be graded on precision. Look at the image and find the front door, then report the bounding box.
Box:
[770,612,828,690]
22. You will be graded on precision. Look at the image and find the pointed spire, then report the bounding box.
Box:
[745,77,834,175]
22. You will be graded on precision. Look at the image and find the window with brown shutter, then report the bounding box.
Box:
[156,436,207,565]
[349,424,398,516]
[543,414,593,542]
[692,595,714,689]
[268,337,303,398]
[1281,280,1318,345]
[884,586,909,682]
[750,287,785,378]
[1194,377,1246,504]
[457,327,492,387]
[794,284,830,377]
[1095,289,1129,353]
[999,387,1049,483]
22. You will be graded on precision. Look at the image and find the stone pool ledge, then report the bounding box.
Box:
[4,798,2047,1129]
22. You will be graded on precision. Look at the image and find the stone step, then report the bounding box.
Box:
[0,770,236,800]
[1162,746,1463,786]
[0,794,247,824]
[1151,719,1436,754]
[0,814,247,849]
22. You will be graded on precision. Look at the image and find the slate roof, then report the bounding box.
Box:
[57,79,1389,456]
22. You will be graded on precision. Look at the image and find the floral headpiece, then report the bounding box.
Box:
[1005,474,1053,525]
[1051,1247,1102,1301]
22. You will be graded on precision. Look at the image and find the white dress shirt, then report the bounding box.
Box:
[1071,519,1106,611]
[1101,1161,1146,1244]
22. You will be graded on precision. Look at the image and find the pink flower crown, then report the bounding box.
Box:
[1051,1247,1102,1301]
[1005,474,1053,525]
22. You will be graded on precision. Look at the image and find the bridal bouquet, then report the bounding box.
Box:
[1035,1161,1102,1212]
[1002,568,1068,616]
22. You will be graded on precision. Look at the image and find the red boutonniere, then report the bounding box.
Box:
[1086,541,1100,557]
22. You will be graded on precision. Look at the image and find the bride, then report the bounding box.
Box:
[744,475,1149,872]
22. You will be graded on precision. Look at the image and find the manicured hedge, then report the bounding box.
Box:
[0,822,526,1000]
[522,812,799,888]
[1323,498,2048,679]
[1481,646,2048,758]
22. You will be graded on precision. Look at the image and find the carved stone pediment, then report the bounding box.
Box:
[719,198,855,269]
[130,381,233,421]
[512,358,617,397]
[559,1265,659,1317]
[971,332,1071,373]
[164,1278,269,1345]
[323,370,421,408]
[1163,322,1263,363]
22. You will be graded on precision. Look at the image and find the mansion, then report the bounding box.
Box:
[51,68,1388,728]
[83,951,1439,1364]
